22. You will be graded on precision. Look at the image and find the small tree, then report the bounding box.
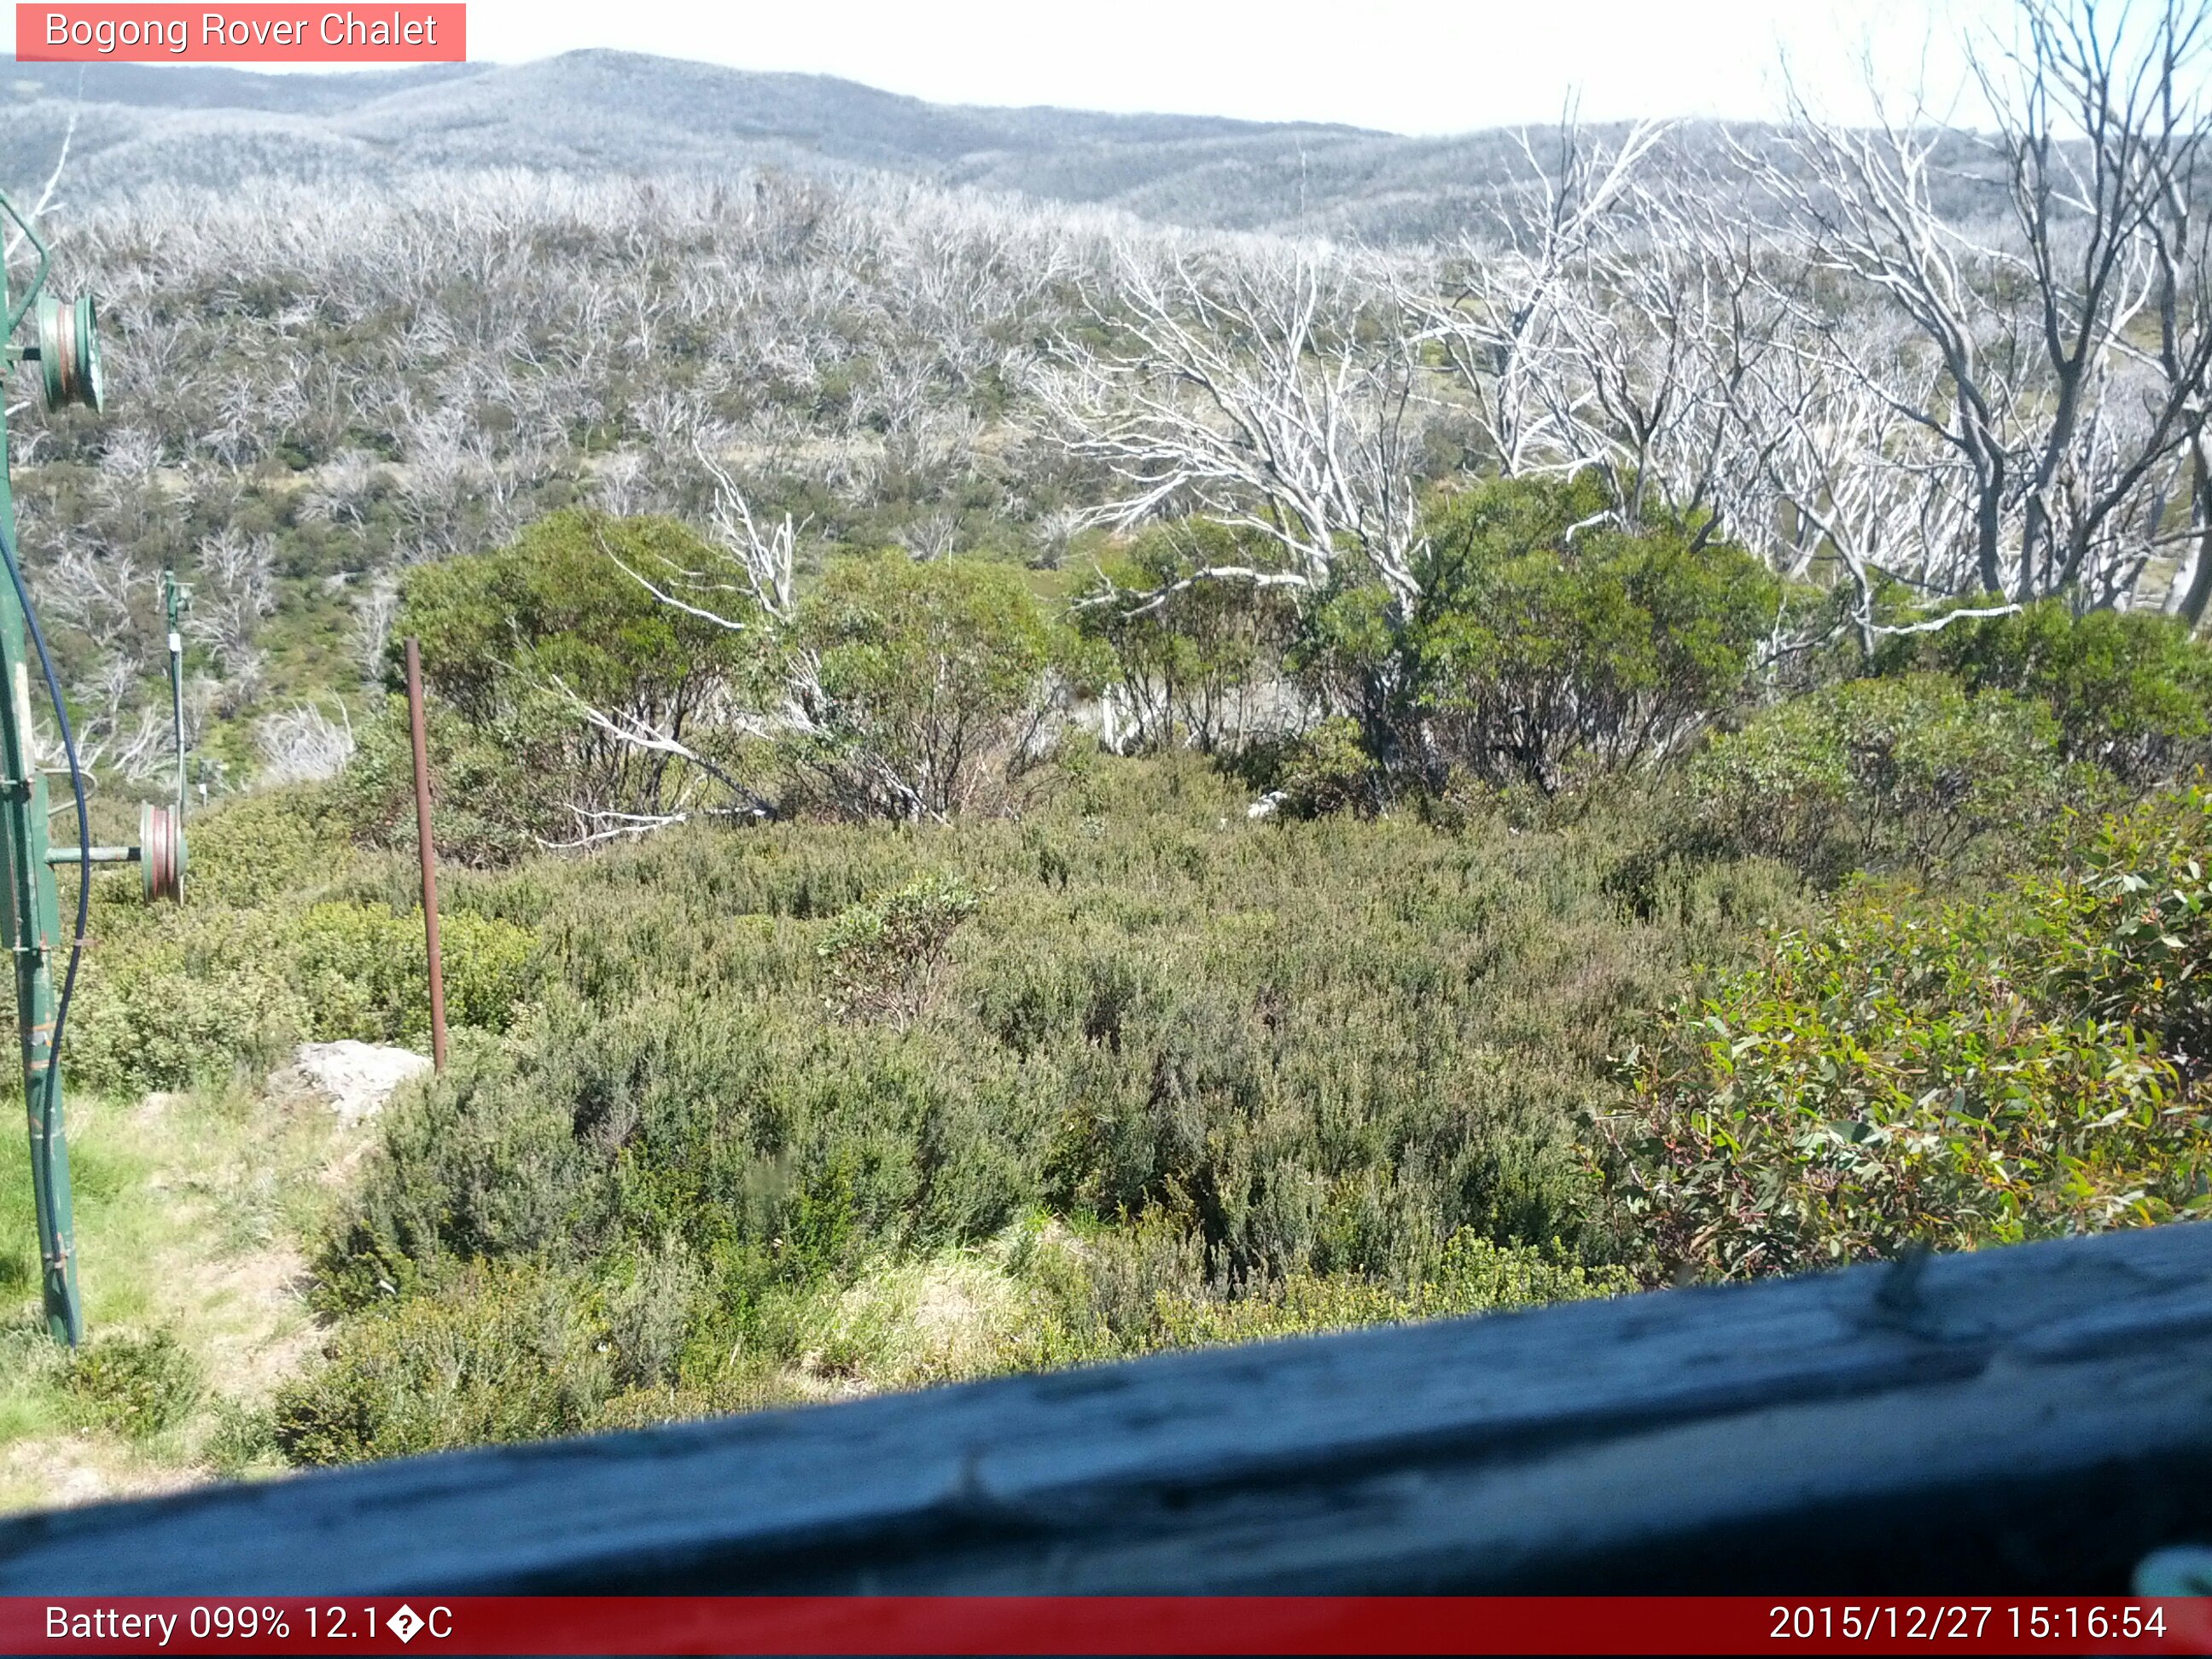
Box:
[1405,476,1778,790]
[1074,519,1301,754]
[1043,244,1430,609]
[789,553,1066,822]
[394,510,771,848]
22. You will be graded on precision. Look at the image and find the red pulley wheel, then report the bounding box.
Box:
[139,803,183,904]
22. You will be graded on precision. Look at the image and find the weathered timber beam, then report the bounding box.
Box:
[0,1223,2208,1594]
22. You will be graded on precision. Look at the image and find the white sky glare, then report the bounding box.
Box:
[3,1,2023,134]
[0,0,2026,135]
[449,0,2013,135]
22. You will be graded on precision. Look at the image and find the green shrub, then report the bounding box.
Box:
[603,1242,702,1390]
[1074,519,1300,754]
[1600,799,2212,1282]
[818,874,982,1024]
[311,1038,599,1310]
[792,552,1067,820]
[1260,717,1377,819]
[386,510,768,856]
[294,757,1748,1465]
[67,852,537,1098]
[2029,782,2212,1076]
[1682,675,2071,880]
[69,958,302,1098]
[1406,475,1779,790]
[273,1264,612,1465]
[69,1329,204,1441]
[1150,1231,1633,1348]
[202,1399,280,1476]
[172,787,347,908]
[1897,601,2212,784]
[291,902,538,1045]
[1004,1218,1633,1361]
[1288,580,1405,764]
[323,698,539,869]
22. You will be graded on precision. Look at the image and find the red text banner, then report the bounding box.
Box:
[1,1596,2209,1656]
[17,5,464,61]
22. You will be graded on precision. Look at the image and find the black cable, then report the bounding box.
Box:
[0,522,90,1281]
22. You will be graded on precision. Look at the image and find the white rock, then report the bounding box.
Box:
[1247,790,1288,821]
[268,1040,433,1126]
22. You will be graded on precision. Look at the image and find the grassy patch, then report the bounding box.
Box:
[0,1078,368,1511]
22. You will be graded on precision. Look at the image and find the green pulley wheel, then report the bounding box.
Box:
[36,294,102,413]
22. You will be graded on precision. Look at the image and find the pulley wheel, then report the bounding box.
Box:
[139,803,183,905]
[37,294,102,414]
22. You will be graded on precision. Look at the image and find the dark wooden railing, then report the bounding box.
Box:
[0,1222,2208,1593]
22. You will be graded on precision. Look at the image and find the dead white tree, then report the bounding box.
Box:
[188,526,275,706]
[1042,242,1430,608]
[1756,2,2212,609]
[3,93,79,262]
[1753,93,2031,602]
[684,438,800,625]
[255,699,356,784]
[1417,113,1671,480]
[1981,0,2212,602]
[524,448,801,846]
[345,575,399,683]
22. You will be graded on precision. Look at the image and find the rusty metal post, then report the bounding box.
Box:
[405,637,448,1072]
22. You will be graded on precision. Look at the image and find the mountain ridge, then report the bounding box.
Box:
[0,49,1615,238]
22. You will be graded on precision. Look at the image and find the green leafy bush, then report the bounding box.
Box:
[1896,601,2212,784]
[1144,1231,1633,1348]
[65,791,538,1097]
[201,1400,281,1476]
[1256,716,1378,819]
[2029,783,2212,1075]
[290,756,1763,1464]
[792,552,1068,820]
[325,698,540,870]
[69,957,302,1099]
[1682,675,2071,880]
[311,1038,597,1311]
[380,510,768,857]
[1600,800,2212,1282]
[818,874,982,1023]
[292,902,538,1045]
[172,789,347,909]
[1406,475,1778,790]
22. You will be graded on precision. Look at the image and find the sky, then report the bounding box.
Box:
[6,0,2029,135]
[449,0,2017,135]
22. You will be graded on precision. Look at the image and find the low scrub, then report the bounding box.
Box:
[274,1218,1631,1465]
[64,789,540,1097]
[68,1329,204,1441]
[278,755,1791,1463]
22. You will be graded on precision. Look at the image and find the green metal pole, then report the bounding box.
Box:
[0,208,81,1347]
[0,415,79,1347]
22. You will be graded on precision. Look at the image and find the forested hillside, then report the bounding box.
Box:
[0,53,1663,238]
[0,1,2209,1494]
